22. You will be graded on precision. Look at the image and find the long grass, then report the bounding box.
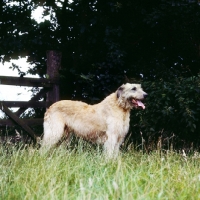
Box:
[0,141,200,200]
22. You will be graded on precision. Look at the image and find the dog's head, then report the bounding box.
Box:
[116,83,147,110]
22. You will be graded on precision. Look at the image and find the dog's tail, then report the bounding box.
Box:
[40,110,65,151]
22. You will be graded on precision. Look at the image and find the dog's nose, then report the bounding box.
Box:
[143,93,148,98]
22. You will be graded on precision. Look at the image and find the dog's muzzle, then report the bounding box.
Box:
[131,98,145,109]
[130,93,147,109]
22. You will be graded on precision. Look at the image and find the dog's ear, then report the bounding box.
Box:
[117,86,124,98]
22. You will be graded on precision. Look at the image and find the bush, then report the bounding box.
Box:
[129,75,200,149]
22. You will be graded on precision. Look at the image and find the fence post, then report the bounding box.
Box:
[46,50,62,104]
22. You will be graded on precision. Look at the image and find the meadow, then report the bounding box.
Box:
[0,141,200,200]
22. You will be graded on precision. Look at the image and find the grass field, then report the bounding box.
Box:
[0,141,200,200]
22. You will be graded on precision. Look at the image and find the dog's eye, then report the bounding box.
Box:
[132,87,136,91]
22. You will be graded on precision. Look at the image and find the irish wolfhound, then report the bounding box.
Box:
[41,83,147,158]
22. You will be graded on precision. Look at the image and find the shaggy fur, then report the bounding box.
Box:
[41,83,147,158]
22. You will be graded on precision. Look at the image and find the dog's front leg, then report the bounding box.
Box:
[103,118,123,159]
[104,134,117,158]
[103,132,119,159]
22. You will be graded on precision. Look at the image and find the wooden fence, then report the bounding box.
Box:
[0,51,62,143]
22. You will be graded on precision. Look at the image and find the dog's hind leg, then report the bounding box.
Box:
[41,113,65,150]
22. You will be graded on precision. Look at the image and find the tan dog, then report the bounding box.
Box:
[41,83,147,158]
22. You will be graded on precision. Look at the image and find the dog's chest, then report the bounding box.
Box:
[122,112,130,134]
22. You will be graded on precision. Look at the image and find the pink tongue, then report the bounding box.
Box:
[136,100,145,109]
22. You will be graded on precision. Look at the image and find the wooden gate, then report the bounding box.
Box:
[0,51,62,143]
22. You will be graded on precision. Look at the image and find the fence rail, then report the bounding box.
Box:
[0,76,59,87]
[0,101,51,108]
[0,119,43,126]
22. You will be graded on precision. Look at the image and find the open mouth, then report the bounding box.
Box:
[131,98,145,109]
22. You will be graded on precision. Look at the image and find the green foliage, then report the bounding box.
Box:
[130,75,200,145]
[1,0,200,85]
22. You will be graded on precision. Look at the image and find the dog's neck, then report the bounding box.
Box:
[115,93,132,111]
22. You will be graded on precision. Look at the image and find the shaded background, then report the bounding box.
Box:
[0,0,200,149]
